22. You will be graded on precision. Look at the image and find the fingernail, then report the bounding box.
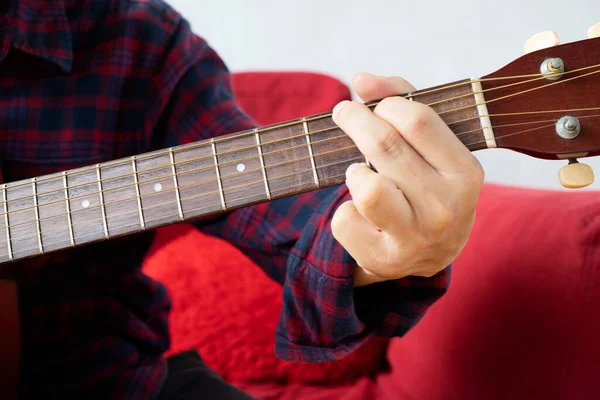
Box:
[346,163,366,179]
[332,100,350,121]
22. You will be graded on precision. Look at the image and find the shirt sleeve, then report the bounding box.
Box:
[146,17,451,362]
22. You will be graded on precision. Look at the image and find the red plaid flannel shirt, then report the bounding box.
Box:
[0,0,450,398]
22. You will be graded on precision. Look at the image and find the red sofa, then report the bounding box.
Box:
[143,72,600,400]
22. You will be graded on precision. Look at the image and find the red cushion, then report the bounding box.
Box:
[375,183,600,400]
[231,72,352,125]
[143,72,390,386]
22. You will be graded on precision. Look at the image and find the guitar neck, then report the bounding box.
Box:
[0,78,488,265]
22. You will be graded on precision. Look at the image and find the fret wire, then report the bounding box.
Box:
[131,156,146,229]
[2,155,363,251]
[1,135,355,234]
[407,92,414,101]
[31,178,44,253]
[3,124,341,210]
[303,119,320,188]
[63,172,75,246]
[96,164,109,238]
[254,130,271,201]
[211,138,227,211]
[169,148,184,221]
[2,184,12,260]
[2,61,599,200]
[1,133,350,217]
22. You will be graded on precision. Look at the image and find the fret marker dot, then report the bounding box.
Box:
[82,200,90,209]
[154,183,163,192]
[237,163,246,172]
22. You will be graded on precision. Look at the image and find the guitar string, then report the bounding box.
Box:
[3,133,353,220]
[437,68,600,118]
[2,113,600,249]
[3,101,600,224]
[2,60,599,199]
[0,114,588,256]
[1,154,367,247]
[404,63,600,112]
[446,106,600,128]
[3,62,600,212]
[5,171,361,258]
[4,107,600,225]
[442,113,600,137]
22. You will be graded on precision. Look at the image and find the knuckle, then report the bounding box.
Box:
[427,199,454,236]
[353,176,387,210]
[373,127,402,155]
[403,103,433,134]
[370,125,403,157]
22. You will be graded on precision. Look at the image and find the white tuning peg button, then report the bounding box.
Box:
[524,31,560,54]
[558,160,595,189]
[588,22,600,38]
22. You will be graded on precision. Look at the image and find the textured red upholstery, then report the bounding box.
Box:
[143,72,390,386]
[375,183,600,400]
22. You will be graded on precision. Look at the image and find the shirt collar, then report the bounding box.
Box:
[5,0,73,72]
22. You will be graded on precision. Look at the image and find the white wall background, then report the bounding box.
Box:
[167,0,600,190]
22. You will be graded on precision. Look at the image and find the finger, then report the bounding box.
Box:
[523,31,559,54]
[373,96,477,174]
[352,72,417,102]
[345,163,413,235]
[332,100,436,195]
[331,201,384,269]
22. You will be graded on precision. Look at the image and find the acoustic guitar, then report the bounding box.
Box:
[1,33,600,398]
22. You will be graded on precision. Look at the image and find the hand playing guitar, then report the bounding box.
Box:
[332,73,484,286]
[333,26,600,286]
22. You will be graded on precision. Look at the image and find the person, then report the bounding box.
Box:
[0,0,483,399]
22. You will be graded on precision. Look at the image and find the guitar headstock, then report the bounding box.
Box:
[481,36,600,162]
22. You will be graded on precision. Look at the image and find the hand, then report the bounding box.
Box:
[333,25,600,287]
[330,73,484,287]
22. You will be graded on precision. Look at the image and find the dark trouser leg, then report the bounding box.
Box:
[157,350,257,400]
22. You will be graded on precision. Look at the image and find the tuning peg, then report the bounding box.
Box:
[558,159,595,189]
[588,22,600,38]
[524,31,560,54]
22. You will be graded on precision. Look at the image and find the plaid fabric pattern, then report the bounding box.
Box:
[0,1,451,398]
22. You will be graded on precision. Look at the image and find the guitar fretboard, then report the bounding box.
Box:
[0,78,487,264]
